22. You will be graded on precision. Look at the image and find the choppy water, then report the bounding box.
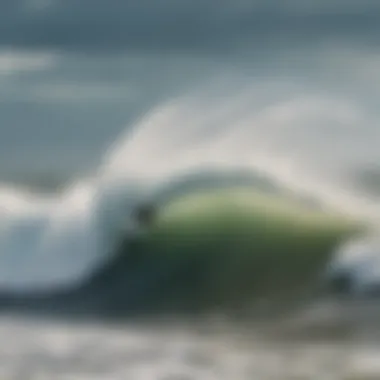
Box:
[2,308,380,380]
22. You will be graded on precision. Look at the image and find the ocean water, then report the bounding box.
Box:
[1,1,380,378]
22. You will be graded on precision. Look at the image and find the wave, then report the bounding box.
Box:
[0,187,360,317]
[0,86,376,316]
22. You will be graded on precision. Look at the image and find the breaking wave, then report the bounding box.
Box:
[0,84,377,315]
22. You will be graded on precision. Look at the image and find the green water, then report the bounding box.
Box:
[126,188,362,313]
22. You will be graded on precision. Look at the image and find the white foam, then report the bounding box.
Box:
[326,236,380,293]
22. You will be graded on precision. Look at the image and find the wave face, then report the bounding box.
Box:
[0,82,378,315]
